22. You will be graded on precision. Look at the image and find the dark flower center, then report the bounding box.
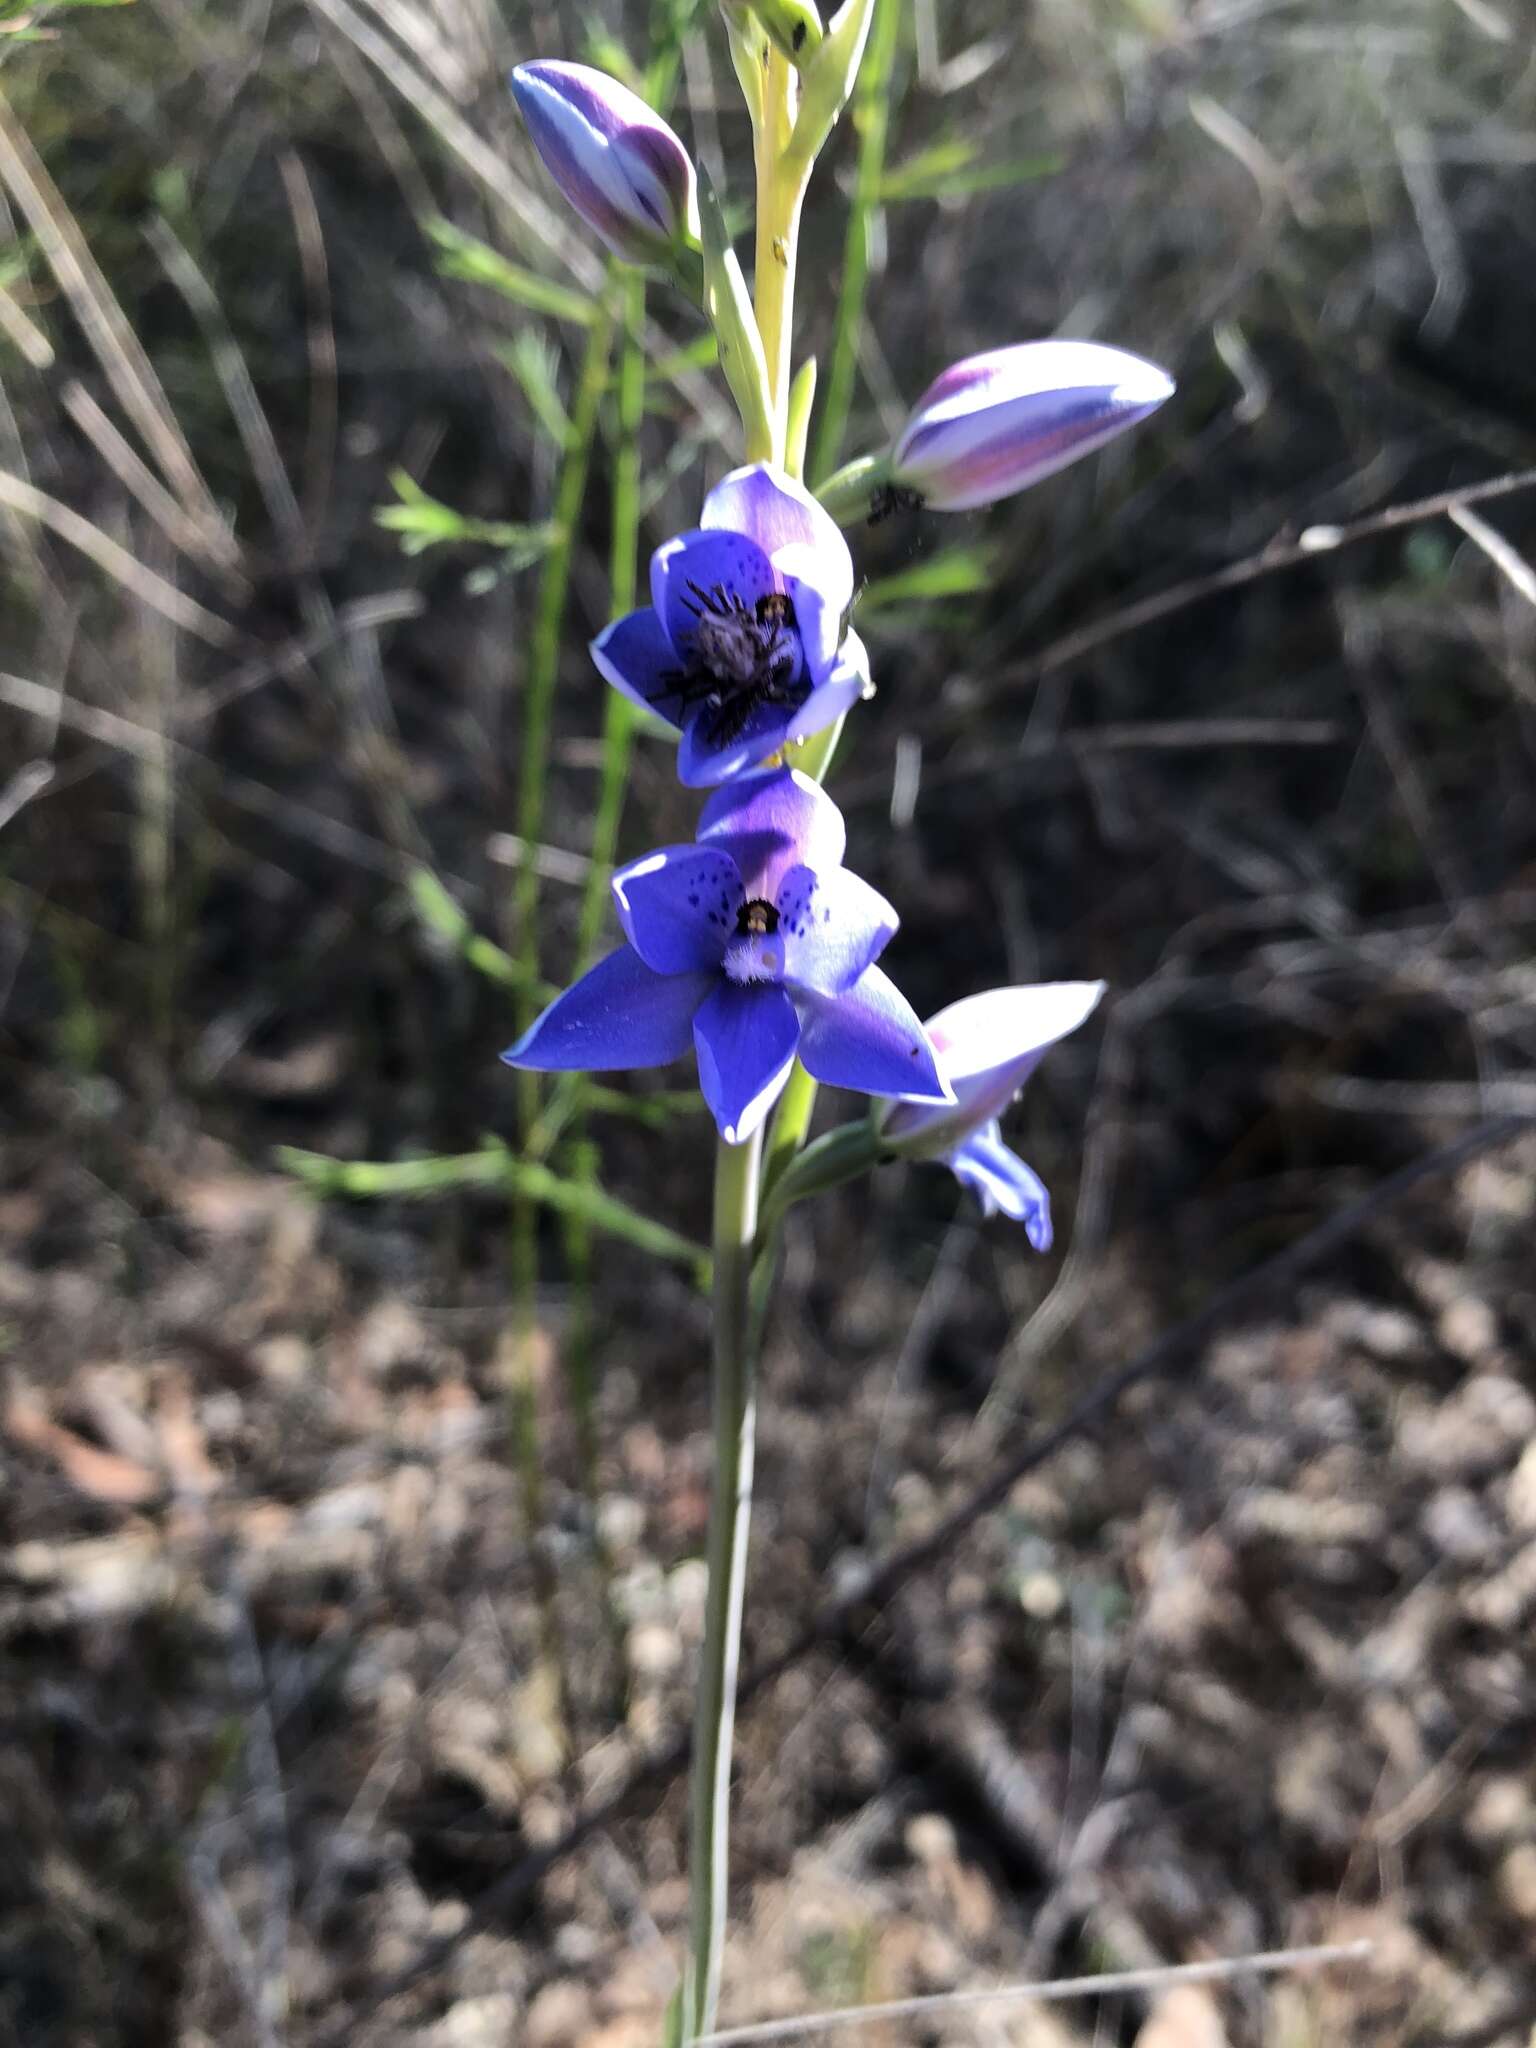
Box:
[735,898,780,938]
[656,581,804,747]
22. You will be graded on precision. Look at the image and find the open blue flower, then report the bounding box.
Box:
[592,464,870,787]
[504,768,952,1144]
[876,982,1105,1248]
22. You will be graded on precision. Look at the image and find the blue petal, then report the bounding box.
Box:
[692,982,800,1144]
[591,607,687,727]
[796,964,951,1104]
[650,527,780,660]
[774,863,896,997]
[697,767,846,901]
[785,630,870,749]
[777,544,853,685]
[949,1126,1053,1248]
[700,463,841,556]
[503,945,713,1071]
[676,697,798,788]
[612,844,741,973]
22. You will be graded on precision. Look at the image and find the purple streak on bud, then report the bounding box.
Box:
[890,341,1173,512]
[511,60,699,264]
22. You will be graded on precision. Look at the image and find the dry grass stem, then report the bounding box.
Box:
[696,1941,1375,2045]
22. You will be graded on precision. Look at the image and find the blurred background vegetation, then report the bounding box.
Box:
[2,2,1535,2044]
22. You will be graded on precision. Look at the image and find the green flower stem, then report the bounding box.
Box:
[687,1126,764,2039]
[810,0,902,483]
[761,1056,820,1203]
[814,450,889,525]
[682,36,814,2040]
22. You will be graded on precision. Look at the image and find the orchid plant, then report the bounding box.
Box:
[503,17,1172,2040]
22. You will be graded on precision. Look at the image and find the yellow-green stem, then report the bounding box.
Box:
[751,46,807,460]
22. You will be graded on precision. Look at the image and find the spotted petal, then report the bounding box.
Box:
[774,863,896,997]
[503,945,712,1071]
[612,844,741,974]
[796,965,951,1104]
[693,982,800,1144]
[697,766,846,901]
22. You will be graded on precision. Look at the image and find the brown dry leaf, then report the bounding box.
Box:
[226,1033,349,1098]
[5,1383,161,1506]
[152,1368,222,1496]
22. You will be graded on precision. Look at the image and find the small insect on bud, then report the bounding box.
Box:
[511,60,700,267]
[890,341,1174,513]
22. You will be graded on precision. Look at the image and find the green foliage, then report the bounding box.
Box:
[280,1139,711,1285]
[859,542,999,610]
[405,869,548,997]
[495,330,572,448]
[878,137,1062,202]
[426,218,596,325]
[375,471,556,564]
[0,0,135,19]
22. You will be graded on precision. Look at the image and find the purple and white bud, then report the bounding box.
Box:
[511,60,700,267]
[889,342,1173,513]
[876,982,1105,1247]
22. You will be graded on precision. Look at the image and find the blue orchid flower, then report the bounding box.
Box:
[504,767,952,1145]
[876,981,1105,1248]
[591,464,870,787]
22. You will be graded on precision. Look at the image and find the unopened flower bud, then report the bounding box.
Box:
[889,341,1173,513]
[511,60,700,267]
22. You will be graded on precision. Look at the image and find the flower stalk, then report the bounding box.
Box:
[686,1121,762,2037]
[691,38,803,2036]
[500,17,1166,2040]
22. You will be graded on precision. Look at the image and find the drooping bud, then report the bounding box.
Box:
[510,60,700,268]
[879,982,1105,1157]
[875,982,1103,1246]
[889,341,1173,513]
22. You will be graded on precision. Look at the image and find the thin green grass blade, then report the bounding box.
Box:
[809,0,902,484]
[426,217,596,324]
